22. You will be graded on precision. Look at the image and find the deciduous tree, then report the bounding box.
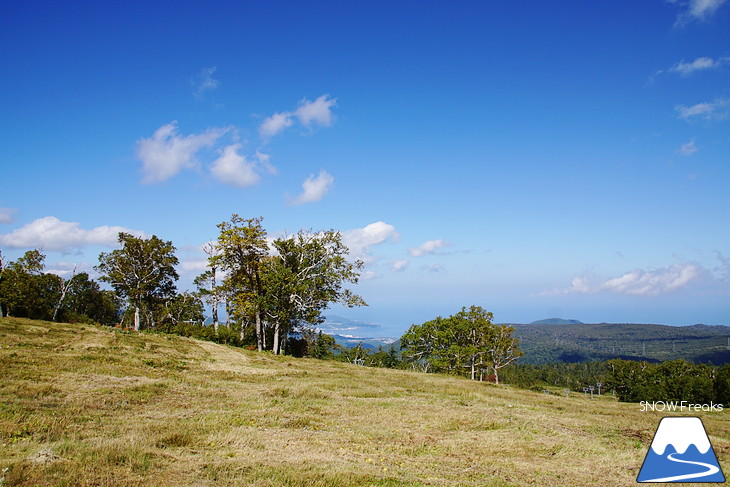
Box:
[264,229,366,355]
[96,233,179,331]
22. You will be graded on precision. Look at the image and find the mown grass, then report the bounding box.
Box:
[0,316,728,486]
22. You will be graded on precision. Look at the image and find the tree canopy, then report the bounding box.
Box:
[401,306,522,383]
[96,233,179,331]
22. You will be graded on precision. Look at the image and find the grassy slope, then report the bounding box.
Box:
[1,318,728,487]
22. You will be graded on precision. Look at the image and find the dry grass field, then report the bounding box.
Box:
[1,317,728,486]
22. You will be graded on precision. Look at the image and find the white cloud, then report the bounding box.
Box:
[545,263,705,296]
[290,170,335,205]
[342,222,400,263]
[670,56,726,76]
[180,259,209,273]
[672,0,728,26]
[136,122,225,183]
[210,144,260,188]
[0,207,18,224]
[361,270,381,280]
[409,239,452,257]
[0,216,145,253]
[295,95,337,128]
[600,264,702,295]
[45,261,94,278]
[391,259,409,272]
[675,98,730,121]
[259,94,337,140]
[193,66,219,96]
[678,140,699,155]
[259,112,294,139]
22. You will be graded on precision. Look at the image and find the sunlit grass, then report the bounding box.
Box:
[1,317,728,486]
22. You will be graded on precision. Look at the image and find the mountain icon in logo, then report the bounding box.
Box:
[637,416,725,483]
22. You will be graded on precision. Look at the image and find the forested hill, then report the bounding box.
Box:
[388,320,730,365]
[508,322,730,365]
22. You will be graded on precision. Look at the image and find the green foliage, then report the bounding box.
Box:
[264,229,366,354]
[0,250,122,323]
[401,306,522,382]
[312,331,337,359]
[714,364,730,404]
[605,358,716,403]
[208,216,366,355]
[210,215,269,348]
[500,361,608,391]
[512,322,730,365]
[96,233,179,331]
[54,273,122,325]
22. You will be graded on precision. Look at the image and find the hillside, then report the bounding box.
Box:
[1,318,729,486]
[511,322,730,365]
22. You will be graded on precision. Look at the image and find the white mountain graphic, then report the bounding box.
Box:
[638,416,725,483]
[650,417,711,455]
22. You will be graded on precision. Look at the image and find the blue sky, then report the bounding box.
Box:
[1,1,729,336]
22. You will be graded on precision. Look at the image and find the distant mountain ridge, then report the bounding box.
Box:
[321,315,730,365]
[529,318,584,325]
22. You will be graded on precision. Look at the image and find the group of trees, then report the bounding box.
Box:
[191,215,365,354]
[1,214,366,356]
[604,358,730,404]
[496,358,730,404]
[400,306,523,384]
[9,235,729,404]
[0,249,120,324]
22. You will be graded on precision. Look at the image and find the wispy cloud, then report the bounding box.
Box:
[210,144,260,188]
[671,56,728,76]
[677,139,699,155]
[675,98,730,121]
[409,239,452,257]
[0,216,145,254]
[136,122,225,183]
[259,94,337,140]
[670,0,728,26]
[0,207,18,224]
[193,66,219,97]
[289,170,334,205]
[391,259,409,272]
[543,262,707,296]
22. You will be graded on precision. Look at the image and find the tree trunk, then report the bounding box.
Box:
[273,322,281,355]
[134,304,140,331]
[494,368,500,385]
[212,303,219,333]
[212,266,219,332]
[255,311,263,352]
[470,359,476,381]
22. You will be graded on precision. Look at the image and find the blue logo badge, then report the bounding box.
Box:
[637,417,725,483]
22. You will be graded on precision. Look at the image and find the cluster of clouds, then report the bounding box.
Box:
[259,95,336,139]
[337,223,456,278]
[543,262,708,297]
[650,1,730,157]
[0,213,455,282]
[136,86,338,205]
[0,216,145,254]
